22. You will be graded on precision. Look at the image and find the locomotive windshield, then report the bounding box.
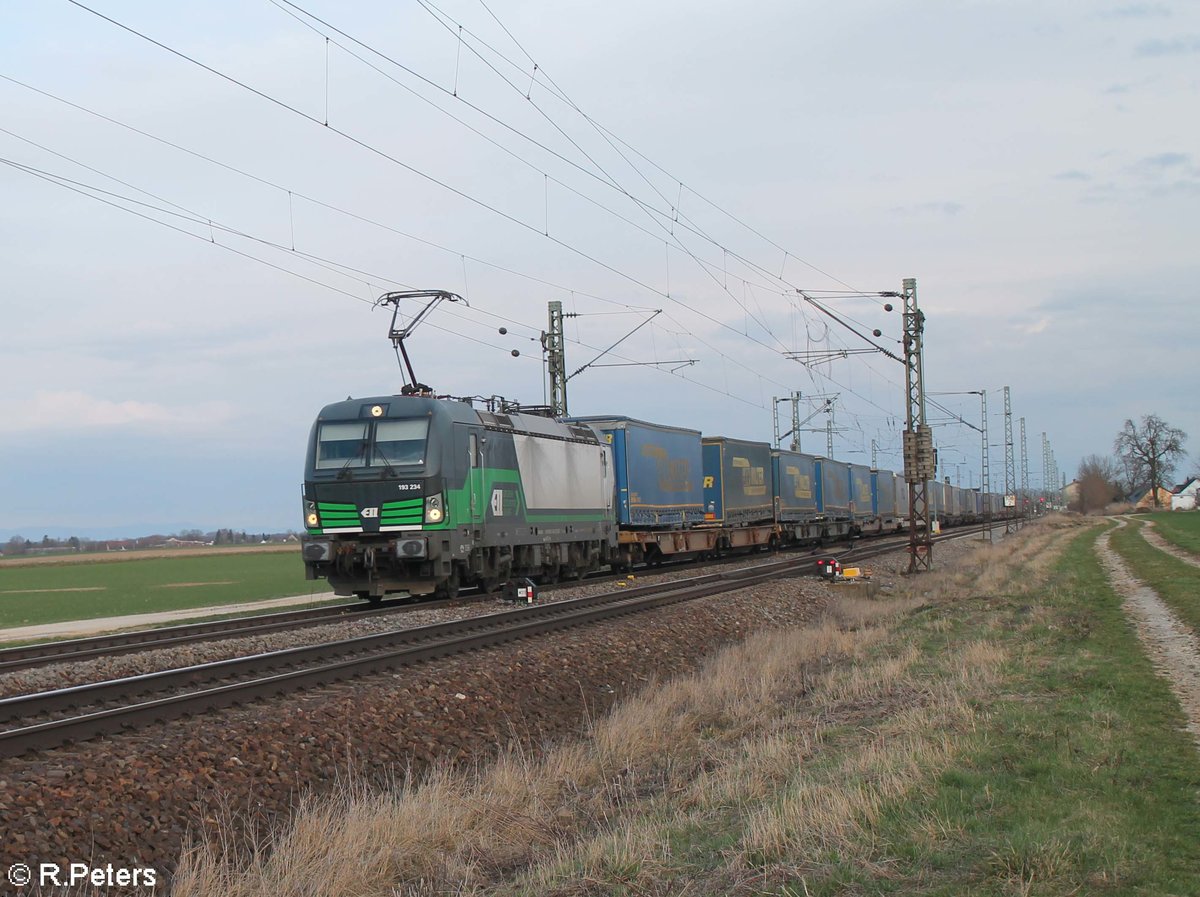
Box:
[314,418,429,470]
[374,419,428,466]
[316,422,368,469]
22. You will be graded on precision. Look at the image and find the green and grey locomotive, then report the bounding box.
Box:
[301,395,616,601]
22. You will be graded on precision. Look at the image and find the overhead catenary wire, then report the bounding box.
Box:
[1,150,771,410]
[408,0,922,415]
[0,74,655,314]
[349,2,911,412]
[408,0,791,352]
[273,0,792,351]
[30,5,853,392]
[58,0,811,393]
[0,105,799,408]
[18,5,931,443]
[408,0,864,295]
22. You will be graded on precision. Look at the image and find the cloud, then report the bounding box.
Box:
[1135,151,1192,169]
[1053,169,1092,181]
[1147,179,1200,197]
[1126,152,1200,195]
[1102,3,1172,18]
[1135,35,1200,56]
[889,202,965,216]
[1021,316,1051,335]
[0,391,234,434]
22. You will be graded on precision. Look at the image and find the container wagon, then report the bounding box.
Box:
[702,436,776,549]
[870,469,899,534]
[814,458,856,539]
[849,463,874,529]
[772,449,823,544]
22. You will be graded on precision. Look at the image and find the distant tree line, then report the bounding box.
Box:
[1070,414,1192,514]
[2,529,297,556]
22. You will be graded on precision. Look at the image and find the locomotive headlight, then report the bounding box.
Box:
[306,512,319,527]
[424,494,444,524]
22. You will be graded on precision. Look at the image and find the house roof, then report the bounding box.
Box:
[1172,477,1198,494]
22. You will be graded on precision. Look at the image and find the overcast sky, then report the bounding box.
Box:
[2,0,1198,538]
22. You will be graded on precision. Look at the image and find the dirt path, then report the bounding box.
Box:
[1097,520,1200,750]
[1139,520,1200,569]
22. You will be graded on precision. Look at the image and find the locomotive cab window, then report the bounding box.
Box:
[374,419,429,466]
[316,422,368,469]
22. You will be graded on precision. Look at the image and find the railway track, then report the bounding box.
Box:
[0,595,466,675]
[0,526,989,759]
[0,544,834,675]
[0,527,982,678]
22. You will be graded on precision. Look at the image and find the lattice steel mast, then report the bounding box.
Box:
[545,300,567,416]
[1004,386,1017,533]
[900,277,934,572]
[1020,417,1029,524]
[981,389,992,543]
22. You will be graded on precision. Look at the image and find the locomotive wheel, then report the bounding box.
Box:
[355,590,382,606]
[436,570,460,601]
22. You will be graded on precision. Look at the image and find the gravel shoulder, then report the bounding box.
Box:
[1097,520,1200,749]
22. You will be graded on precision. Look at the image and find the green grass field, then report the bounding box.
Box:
[842,522,1200,895]
[1146,510,1200,556]
[0,550,326,630]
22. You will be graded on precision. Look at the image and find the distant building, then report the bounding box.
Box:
[1063,479,1082,507]
[1134,486,1175,510]
[1171,478,1199,511]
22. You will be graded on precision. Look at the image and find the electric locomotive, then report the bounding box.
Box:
[300,394,616,601]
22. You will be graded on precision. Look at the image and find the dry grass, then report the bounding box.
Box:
[176,614,909,896]
[0,544,295,568]
[175,523,1069,897]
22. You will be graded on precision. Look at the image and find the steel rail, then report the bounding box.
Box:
[0,525,989,757]
[0,549,844,757]
[0,596,459,674]
[0,524,983,675]
[0,540,834,673]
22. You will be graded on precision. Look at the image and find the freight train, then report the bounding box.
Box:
[300,394,1013,601]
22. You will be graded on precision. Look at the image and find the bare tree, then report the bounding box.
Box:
[1075,454,1121,514]
[1114,415,1188,508]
